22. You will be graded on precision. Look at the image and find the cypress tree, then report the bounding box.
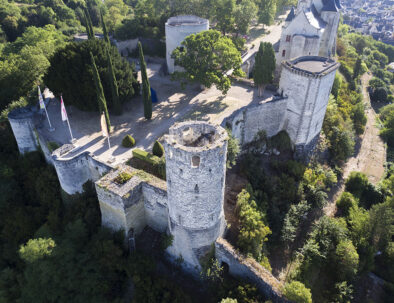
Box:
[253,42,276,97]
[90,52,111,132]
[84,7,95,40]
[83,8,93,39]
[100,11,110,44]
[106,47,121,115]
[353,57,362,79]
[138,42,152,120]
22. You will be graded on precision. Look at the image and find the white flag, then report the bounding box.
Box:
[101,112,108,137]
[60,96,68,122]
[38,86,45,109]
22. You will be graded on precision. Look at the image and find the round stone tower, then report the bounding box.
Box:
[164,121,228,271]
[165,15,209,74]
[8,107,39,154]
[279,56,340,157]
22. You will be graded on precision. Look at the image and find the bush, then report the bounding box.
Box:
[122,135,135,148]
[114,172,132,185]
[226,128,240,168]
[152,141,164,157]
[336,192,358,217]
[132,148,166,179]
[345,172,383,208]
[283,281,312,303]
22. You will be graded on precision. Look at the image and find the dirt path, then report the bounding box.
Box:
[324,73,386,216]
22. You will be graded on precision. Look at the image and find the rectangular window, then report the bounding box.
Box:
[282,50,286,57]
[286,35,291,42]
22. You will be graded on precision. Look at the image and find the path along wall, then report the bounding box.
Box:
[215,238,289,303]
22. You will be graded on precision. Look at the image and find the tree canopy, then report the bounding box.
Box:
[44,39,139,112]
[171,30,243,94]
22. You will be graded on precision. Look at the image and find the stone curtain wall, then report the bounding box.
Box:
[215,238,290,303]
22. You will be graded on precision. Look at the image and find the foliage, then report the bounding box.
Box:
[336,192,358,217]
[226,128,240,168]
[256,0,276,26]
[0,25,67,111]
[236,189,271,262]
[106,46,121,115]
[335,240,359,280]
[380,103,394,147]
[283,281,312,303]
[281,200,311,246]
[43,39,138,112]
[114,171,132,184]
[233,0,257,35]
[19,238,56,263]
[132,148,166,179]
[159,233,173,251]
[46,141,59,152]
[138,41,152,119]
[253,42,276,96]
[122,134,136,148]
[172,30,243,95]
[345,172,383,209]
[90,51,111,132]
[152,140,164,158]
[221,298,238,303]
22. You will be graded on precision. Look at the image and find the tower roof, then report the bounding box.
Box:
[322,0,340,12]
[285,7,296,22]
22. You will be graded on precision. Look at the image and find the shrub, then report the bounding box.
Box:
[335,240,359,280]
[336,192,358,217]
[226,128,240,168]
[152,141,164,157]
[283,281,312,303]
[122,135,135,148]
[132,149,166,179]
[47,141,59,153]
[114,172,132,185]
[345,172,383,208]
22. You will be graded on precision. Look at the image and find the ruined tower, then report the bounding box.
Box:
[165,15,209,74]
[279,56,340,156]
[164,121,228,271]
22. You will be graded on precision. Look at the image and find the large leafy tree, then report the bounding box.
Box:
[44,39,139,112]
[256,0,276,26]
[234,0,257,35]
[172,30,243,95]
[253,42,276,96]
[215,0,236,35]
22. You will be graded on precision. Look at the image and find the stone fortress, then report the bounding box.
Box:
[8,0,341,299]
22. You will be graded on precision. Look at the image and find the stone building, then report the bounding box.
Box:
[164,122,228,270]
[275,0,342,67]
[165,15,209,73]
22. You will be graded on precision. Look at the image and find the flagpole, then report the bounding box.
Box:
[61,94,74,142]
[39,86,54,132]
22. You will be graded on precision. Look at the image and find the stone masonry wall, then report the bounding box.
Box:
[215,238,289,303]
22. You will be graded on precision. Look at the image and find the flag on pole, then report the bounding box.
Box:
[101,112,109,137]
[38,86,45,109]
[60,96,68,122]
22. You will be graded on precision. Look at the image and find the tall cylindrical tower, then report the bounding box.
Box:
[279,56,339,156]
[8,107,39,154]
[164,121,228,270]
[165,15,209,74]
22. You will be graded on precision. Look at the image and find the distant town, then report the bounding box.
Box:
[342,0,394,45]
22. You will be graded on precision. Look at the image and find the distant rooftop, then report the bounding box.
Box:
[166,15,208,27]
[283,56,340,75]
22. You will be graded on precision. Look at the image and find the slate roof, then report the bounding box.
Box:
[285,7,296,22]
[304,5,327,29]
[322,0,340,12]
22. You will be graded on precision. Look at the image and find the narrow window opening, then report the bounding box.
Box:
[191,155,200,168]
[286,35,291,42]
[194,184,199,194]
[282,50,286,57]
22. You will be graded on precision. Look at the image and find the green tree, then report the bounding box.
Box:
[253,42,276,96]
[331,73,342,99]
[106,47,121,115]
[152,140,164,157]
[100,10,110,44]
[236,189,271,260]
[335,240,359,280]
[215,0,236,35]
[256,0,276,26]
[138,41,152,120]
[19,238,56,263]
[226,128,240,168]
[90,51,111,132]
[336,192,358,217]
[352,102,367,135]
[234,0,257,35]
[283,281,312,303]
[44,39,138,112]
[353,57,363,79]
[171,30,243,95]
[84,7,94,39]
